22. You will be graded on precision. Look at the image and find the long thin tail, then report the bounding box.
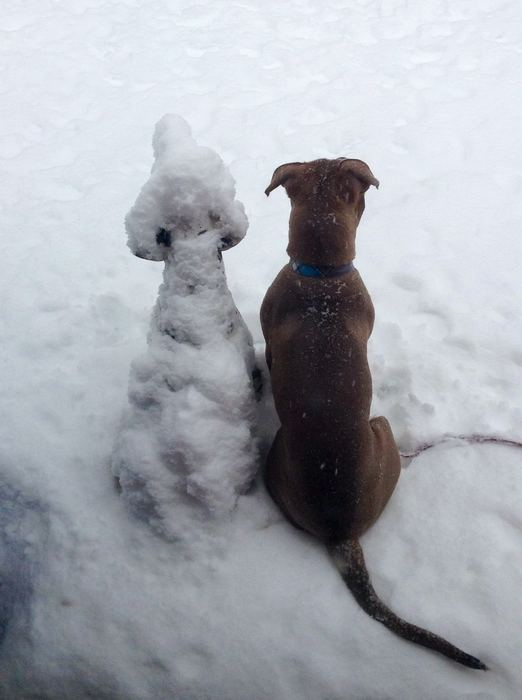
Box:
[329,540,487,670]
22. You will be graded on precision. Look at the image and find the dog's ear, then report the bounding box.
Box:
[264,162,304,196]
[339,159,379,192]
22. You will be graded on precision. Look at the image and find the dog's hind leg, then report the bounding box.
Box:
[369,416,401,517]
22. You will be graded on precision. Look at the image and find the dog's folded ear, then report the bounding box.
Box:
[265,162,304,196]
[339,159,379,191]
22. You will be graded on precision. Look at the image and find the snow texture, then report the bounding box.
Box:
[0,0,521,698]
[112,114,258,541]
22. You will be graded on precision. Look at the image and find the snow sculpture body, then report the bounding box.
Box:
[112,115,258,541]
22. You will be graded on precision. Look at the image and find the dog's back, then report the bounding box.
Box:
[261,264,394,542]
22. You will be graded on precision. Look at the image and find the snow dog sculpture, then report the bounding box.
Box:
[112,115,258,541]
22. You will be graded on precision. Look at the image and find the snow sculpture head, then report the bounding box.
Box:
[125,114,248,261]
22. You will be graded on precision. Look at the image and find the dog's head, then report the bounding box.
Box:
[265,158,378,223]
[265,158,379,264]
[126,115,248,261]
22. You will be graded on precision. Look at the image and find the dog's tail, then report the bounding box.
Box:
[329,539,487,670]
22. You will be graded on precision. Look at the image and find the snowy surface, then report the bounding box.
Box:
[0,1,521,698]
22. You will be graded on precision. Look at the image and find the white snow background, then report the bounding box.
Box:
[1,1,521,698]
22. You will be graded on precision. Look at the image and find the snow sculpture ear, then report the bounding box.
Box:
[210,203,249,251]
[338,159,379,192]
[264,162,305,196]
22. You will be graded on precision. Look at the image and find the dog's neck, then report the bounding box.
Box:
[286,205,359,266]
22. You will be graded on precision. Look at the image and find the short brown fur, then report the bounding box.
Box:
[262,158,400,542]
[260,158,486,670]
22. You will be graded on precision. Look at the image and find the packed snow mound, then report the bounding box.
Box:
[126,114,248,261]
[112,115,258,542]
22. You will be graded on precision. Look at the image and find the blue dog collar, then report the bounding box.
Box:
[290,258,355,278]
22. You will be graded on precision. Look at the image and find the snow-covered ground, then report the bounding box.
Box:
[1,1,521,698]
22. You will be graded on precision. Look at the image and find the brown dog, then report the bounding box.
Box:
[261,158,486,670]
